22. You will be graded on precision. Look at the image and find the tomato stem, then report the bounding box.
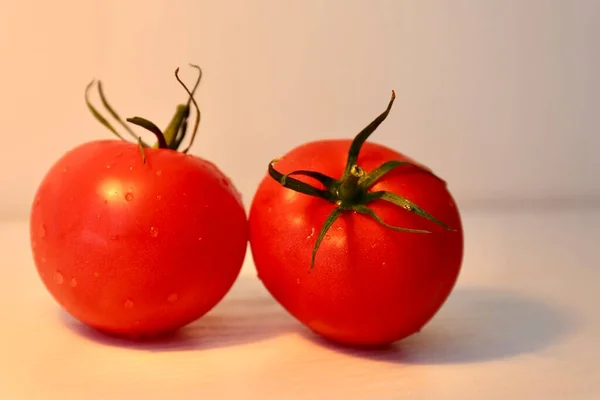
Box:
[175,65,203,154]
[85,65,204,154]
[161,104,190,150]
[266,91,455,270]
[335,165,365,205]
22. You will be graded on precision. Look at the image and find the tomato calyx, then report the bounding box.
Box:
[84,64,203,162]
[268,90,455,270]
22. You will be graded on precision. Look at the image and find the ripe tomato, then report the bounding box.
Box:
[249,91,463,346]
[30,66,248,338]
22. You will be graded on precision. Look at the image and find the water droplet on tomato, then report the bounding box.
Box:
[69,277,78,287]
[62,167,68,173]
[34,197,41,207]
[124,299,134,309]
[149,226,159,238]
[41,257,47,263]
[109,234,119,240]
[31,241,37,249]
[54,271,64,284]
[167,293,178,303]
[116,152,123,158]
[39,224,46,238]
[96,214,101,219]
[325,234,331,240]
[155,170,162,176]
[221,177,230,187]
[156,195,162,200]
[103,199,108,204]
[198,237,203,241]
[125,192,134,201]
[129,166,134,171]
[93,271,100,278]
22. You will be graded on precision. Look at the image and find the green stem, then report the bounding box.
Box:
[341,90,396,181]
[336,165,365,204]
[160,104,190,149]
[265,90,456,271]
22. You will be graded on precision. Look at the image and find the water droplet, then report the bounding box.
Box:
[156,195,162,200]
[296,278,300,284]
[69,277,78,287]
[34,197,41,207]
[149,226,159,238]
[31,241,37,249]
[221,177,230,187]
[41,257,47,263]
[93,271,100,278]
[125,192,134,201]
[198,237,203,241]
[167,293,178,303]
[336,226,343,231]
[325,234,331,240]
[109,234,119,240]
[39,224,46,238]
[382,262,387,267]
[124,299,134,309]
[69,196,75,202]
[62,167,68,173]
[155,170,162,176]
[106,164,112,169]
[96,214,101,219]
[129,166,134,171]
[116,152,123,158]
[306,228,315,239]
[103,199,108,204]
[54,271,64,284]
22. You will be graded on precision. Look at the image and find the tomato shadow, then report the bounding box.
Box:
[59,273,299,352]
[302,286,579,364]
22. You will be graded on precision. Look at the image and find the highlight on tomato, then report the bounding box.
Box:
[249,91,464,346]
[30,65,248,338]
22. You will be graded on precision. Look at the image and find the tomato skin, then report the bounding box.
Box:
[30,140,248,337]
[249,139,463,346]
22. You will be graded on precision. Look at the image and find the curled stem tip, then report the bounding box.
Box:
[175,65,202,154]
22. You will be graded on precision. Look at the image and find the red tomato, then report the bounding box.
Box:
[249,92,463,346]
[30,66,248,338]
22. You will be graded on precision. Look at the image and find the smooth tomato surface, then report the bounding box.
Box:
[249,140,463,346]
[30,140,248,337]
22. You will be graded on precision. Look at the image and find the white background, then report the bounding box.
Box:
[1,0,599,218]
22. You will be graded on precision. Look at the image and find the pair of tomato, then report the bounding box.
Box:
[30,66,463,346]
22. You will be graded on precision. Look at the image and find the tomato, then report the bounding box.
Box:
[249,91,463,346]
[30,66,248,338]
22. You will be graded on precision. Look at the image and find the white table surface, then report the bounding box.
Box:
[0,207,598,399]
